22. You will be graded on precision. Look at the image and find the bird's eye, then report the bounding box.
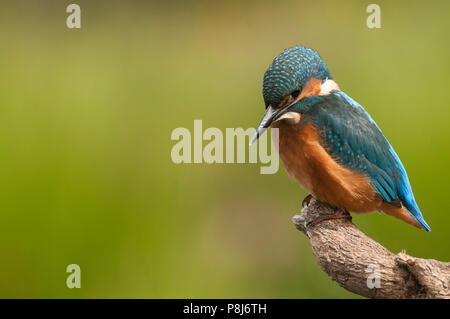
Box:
[278,88,302,108]
[291,88,301,100]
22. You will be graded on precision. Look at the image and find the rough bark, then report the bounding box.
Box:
[292,200,450,299]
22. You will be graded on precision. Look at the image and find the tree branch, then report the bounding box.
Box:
[292,200,450,299]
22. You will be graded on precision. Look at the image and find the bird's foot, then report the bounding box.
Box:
[306,207,352,227]
[302,194,314,208]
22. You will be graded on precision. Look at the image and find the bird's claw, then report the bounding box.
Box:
[302,194,314,208]
[306,208,352,227]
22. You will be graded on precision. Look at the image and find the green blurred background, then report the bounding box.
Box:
[0,0,448,298]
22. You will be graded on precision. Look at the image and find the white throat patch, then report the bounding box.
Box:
[275,111,302,124]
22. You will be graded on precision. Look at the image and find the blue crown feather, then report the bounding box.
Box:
[263,46,331,107]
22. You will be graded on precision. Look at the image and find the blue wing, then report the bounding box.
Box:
[303,91,430,231]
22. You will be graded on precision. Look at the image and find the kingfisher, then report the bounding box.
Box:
[250,46,430,231]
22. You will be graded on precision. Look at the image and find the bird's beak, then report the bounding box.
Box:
[249,102,294,145]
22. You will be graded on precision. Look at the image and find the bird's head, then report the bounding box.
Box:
[250,46,338,144]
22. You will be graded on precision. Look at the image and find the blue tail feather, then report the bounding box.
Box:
[387,145,431,231]
[404,200,431,232]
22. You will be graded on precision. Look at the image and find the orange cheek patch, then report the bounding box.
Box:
[278,96,290,108]
[295,78,322,102]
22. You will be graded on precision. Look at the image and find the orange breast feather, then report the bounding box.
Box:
[274,119,381,213]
